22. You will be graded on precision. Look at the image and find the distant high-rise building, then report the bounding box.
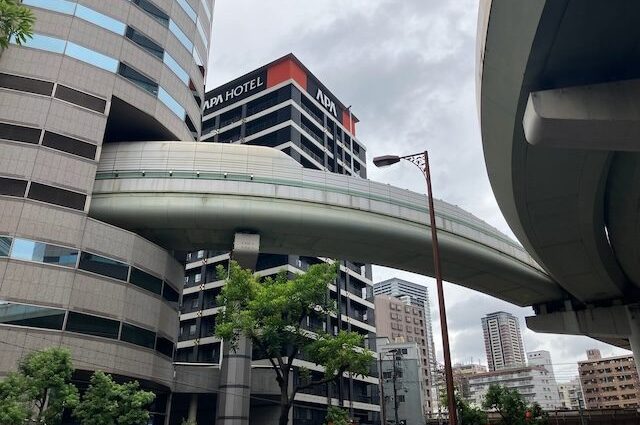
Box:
[482,311,525,371]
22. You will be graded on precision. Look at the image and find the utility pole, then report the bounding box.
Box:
[392,350,401,425]
[378,353,387,425]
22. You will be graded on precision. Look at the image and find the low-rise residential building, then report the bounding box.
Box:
[578,349,640,409]
[379,342,427,425]
[468,365,561,410]
[558,378,583,410]
[453,363,487,399]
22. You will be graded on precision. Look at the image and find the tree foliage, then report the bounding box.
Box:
[0,373,31,425]
[216,261,373,425]
[0,0,35,50]
[483,384,548,425]
[73,371,155,425]
[324,406,350,425]
[19,347,79,424]
[440,388,487,425]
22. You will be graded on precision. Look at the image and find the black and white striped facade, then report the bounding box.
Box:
[177,54,380,424]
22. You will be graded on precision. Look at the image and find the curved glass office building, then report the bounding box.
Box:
[0,0,213,423]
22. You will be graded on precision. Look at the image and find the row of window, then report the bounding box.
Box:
[0,177,87,210]
[24,0,207,66]
[0,236,179,306]
[0,299,174,357]
[25,0,193,84]
[0,119,98,160]
[203,84,366,163]
[13,32,187,120]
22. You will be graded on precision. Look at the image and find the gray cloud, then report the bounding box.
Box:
[207,0,628,381]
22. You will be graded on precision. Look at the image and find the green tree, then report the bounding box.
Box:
[73,371,155,425]
[483,384,548,425]
[324,406,350,425]
[19,347,79,424]
[0,373,31,425]
[440,388,487,425]
[216,261,373,425]
[0,0,35,50]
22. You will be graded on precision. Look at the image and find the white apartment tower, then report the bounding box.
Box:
[482,311,525,371]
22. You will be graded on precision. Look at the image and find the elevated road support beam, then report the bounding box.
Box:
[524,79,640,151]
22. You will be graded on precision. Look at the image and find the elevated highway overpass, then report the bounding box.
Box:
[478,0,640,353]
[89,141,560,307]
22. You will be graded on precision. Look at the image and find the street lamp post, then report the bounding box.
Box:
[373,151,458,425]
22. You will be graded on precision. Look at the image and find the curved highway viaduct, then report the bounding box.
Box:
[90,141,559,308]
[478,0,640,357]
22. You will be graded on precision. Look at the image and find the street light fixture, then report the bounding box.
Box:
[373,151,458,425]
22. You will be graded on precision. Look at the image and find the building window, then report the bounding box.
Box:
[129,267,163,294]
[0,237,11,257]
[126,27,163,59]
[0,300,65,330]
[155,336,174,357]
[195,273,202,283]
[42,131,97,160]
[11,238,78,267]
[162,283,179,304]
[121,323,155,349]
[66,312,120,339]
[79,252,129,281]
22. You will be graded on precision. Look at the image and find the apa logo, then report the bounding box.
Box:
[316,88,337,117]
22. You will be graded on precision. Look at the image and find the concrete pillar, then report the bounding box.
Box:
[627,305,640,373]
[215,233,260,425]
[188,393,198,423]
[215,336,252,425]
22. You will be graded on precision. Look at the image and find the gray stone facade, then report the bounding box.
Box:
[0,0,214,423]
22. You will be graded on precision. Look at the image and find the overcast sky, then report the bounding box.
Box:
[206,0,628,381]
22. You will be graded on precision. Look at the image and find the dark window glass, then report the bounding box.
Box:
[0,122,41,144]
[155,336,174,357]
[217,126,240,144]
[121,323,155,349]
[246,86,290,117]
[132,0,169,26]
[245,127,291,149]
[245,106,292,137]
[174,347,193,362]
[0,301,65,330]
[162,283,179,304]
[0,236,11,257]
[125,27,163,59]
[54,85,106,113]
[117,63,158,96]
[219,106,242,128]
[196,343,220,363]
[79,252,129,281]
[0,72,53,95]
[10,238,78,267]
[130,267,162,294]
[66,311,120,339]
[0,177,28,197]
[42,131,97,160]
[27,182,86,210]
